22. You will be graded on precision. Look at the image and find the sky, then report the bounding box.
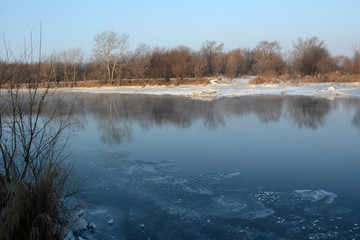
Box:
[1,0,360,60]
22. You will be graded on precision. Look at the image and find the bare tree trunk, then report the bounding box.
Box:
[106,56,111,84]
[73,65,76,85]
[64,63,68,83]
[111,59,119,84]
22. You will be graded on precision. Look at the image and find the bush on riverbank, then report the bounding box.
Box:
[0,88,75,240]
[249,73,360,84]
[0,163,69,240]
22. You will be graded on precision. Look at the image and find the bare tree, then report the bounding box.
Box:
[191,52,207,78]
[241,48,255,74]
[343,43,360,75]
[167,46,191,79]
[252,41,283,75]
[150,47,170,79]
[59,50,70,83]
[128,43,151,79]
[224,49,246,78]
[68,48,83,84]
[351,43,360,74]
[200,40,224,76]
[292,36,329,75]
[316,56,338,74]
[93,31,129,84]
[41,52,60,84]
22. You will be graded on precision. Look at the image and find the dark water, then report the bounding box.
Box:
[66,93,360,239]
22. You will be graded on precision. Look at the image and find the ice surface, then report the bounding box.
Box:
[60,79,360,99]
[223,172,242,178]
[294,189,337,204]
[69,151,360,239]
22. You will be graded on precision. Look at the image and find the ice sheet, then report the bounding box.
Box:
[69,151,360,239]
[59,78,360,99]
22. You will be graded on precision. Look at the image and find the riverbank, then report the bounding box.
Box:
[58,78,360,99]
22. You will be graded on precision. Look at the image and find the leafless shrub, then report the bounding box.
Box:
[252,41,284,75]
[0,33,75,240]
[200,40,224,76]
[167,46,191,79]
[191,52,207,78]
[292,36,329,75]
[224,49,247,78]
[128,43,151,80]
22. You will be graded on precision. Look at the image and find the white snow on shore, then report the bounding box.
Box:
[59,78,360,99]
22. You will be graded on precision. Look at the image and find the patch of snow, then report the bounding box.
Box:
[182,185,213,195]
[189,89,221,100]
[61,81,360,100]
[294,190,337,204]
[223,172,242,179]
[241,208,276,220]
[70,209,88,233]
[90,209,107,215]
[328,86,335,92]
[210,79,220,85]
[212,197,247,212]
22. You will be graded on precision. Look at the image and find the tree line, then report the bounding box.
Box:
[1,31,360,86]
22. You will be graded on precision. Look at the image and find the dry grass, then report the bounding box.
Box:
[113,78,210,87]
[0,78,211,89]
[248,76,282,84]
[0,163,69,240]
[249,73,360,84]
[300,73,360,83]
[54,78,210,88]
[2,74,359,89]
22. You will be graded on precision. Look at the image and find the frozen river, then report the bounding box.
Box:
[66,93,360,239]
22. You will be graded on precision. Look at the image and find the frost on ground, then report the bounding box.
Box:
[69,151,360,240]
[61,78,360,100]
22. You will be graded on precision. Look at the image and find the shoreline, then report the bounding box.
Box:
[55,79,360,99]
[3,79,360,99]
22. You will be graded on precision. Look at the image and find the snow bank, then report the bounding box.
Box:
[60,79,360,99]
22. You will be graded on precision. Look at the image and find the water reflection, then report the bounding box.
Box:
[98,96,133,145]
[345,98,360,129]
[62,93,360,145]
[285,97,331,129]
[252,96,284,123]
[64,93,360,239]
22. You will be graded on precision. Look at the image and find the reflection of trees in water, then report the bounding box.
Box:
[98,96,133,145]
[63,93,360,145]
[285,97,331,129]
[353,111,360,128]
[6,92,360,147]
[353,110,360,128]
[146,97,193,128]
[343,98,360,129]
[252,96,284,123]
[204,111,225,129]
[72,97,88,131]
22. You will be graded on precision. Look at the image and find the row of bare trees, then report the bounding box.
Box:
[2,32,360,85]
[89,33,360,82]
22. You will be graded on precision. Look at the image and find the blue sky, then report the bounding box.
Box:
[1,0,360,59]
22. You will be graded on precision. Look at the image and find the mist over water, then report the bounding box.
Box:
[65,93,360,239]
